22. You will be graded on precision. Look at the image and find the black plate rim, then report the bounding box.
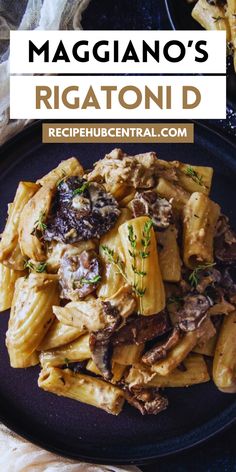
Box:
[0,120,236,465]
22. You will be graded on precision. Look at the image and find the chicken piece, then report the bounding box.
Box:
[87,148,159,198]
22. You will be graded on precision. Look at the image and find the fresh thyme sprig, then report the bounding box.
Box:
[102,220,153,312]
[32,211,47,239]
[188,262,216,288]
[73,181,89,197]
[101,245,129,284]
[184,166,205,187]
[138,219,153,310]
[24,260,47,273]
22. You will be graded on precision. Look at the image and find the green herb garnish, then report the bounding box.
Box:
[101,246,129,283]
[32,211,47,238]
[80,275,101,285]
[188,262,216,288]
[24,260,47,273]
[102,219,153,312]
[184,166,205,187]
[73,181,89,197]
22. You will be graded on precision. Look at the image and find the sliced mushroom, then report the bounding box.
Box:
[214,215,236,264]
[112,311,170,346]
[124,387,168,415]
[195,268,221,294]
[89,302,121,379]
[142,327,181,366]
[177,294,211,332]
[44,177,120,243]
[130,191,172,230]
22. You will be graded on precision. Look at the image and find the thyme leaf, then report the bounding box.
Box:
[80,275,101,285]
[73,181,89,196]
[24,260,47,273]
[101,245,129,284]
[188,262,216,288]
[32,211,47,238]
[184,166,205,187]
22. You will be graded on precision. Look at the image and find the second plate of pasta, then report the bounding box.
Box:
[0,121,235,464]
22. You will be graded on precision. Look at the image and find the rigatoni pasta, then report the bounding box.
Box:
[0,181,39,269]
[38,367,125,415]
[1,150,235,416]
[6,274,59,367]
[0,263,23,312]
[119,216,165,315]
[183,192,220,269]
[190,0,236,71]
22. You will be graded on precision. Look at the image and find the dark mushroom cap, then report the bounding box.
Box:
[44,177,120,243]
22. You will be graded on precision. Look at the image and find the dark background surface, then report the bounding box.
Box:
[82,0,236,141]
[81,1,236,471]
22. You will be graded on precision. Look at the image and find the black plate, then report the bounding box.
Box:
[165,0,236,107]
[0,121,236,465]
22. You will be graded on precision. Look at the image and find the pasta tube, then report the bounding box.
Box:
[86,359,102,375]
[37,157,84,186]
[151,331,199,376]
[98,208,131,299]
[19,184,55,261]
[39,334,90,367]
[6,273,59,368]
[192,0,231,40]
[38,319,85,351]
[0,263,23,312]
[119,216,165,315]
[183,192,220,269]
[0,181,39,269]
[213,312,236,392]
[193,333,218,357]
[177,163,213,196]
[156,225,182,282]
[86,359,126,383]
[127,354,210,388]
[38,367,125,415]
[112,343,144,365]
[111,363,127,383]
[156,178,190,211]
